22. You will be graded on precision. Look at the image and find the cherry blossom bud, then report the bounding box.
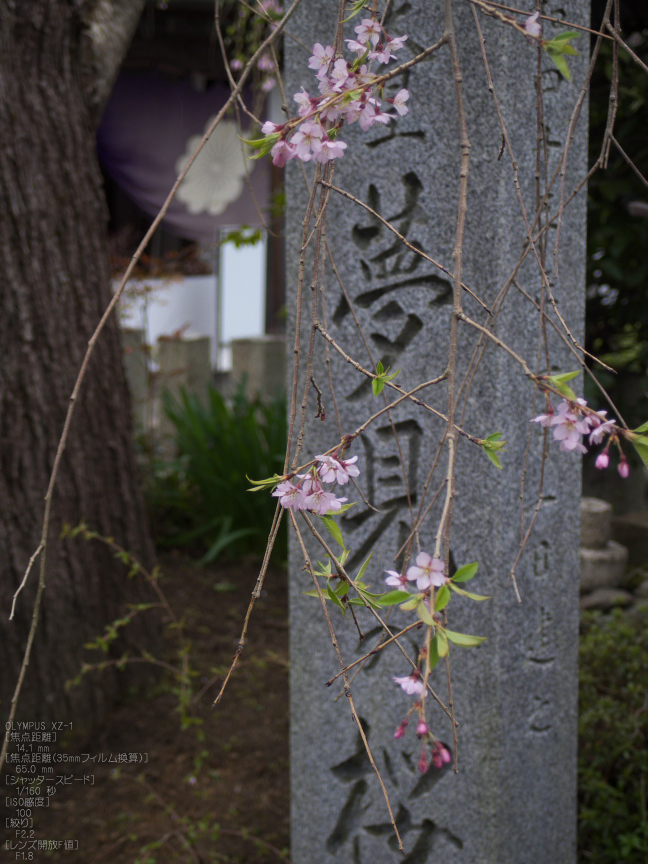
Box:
[416,719,429,737]
[394,719,408,739]
[230,59,243,71]
[595,452,610,470]
[618,460,630,479]
[418,748,429,774]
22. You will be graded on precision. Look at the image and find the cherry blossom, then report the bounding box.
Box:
[392,89,410,116]
[358,99,392,131]
[305,487,347,515]
[272,480,307,509]
[385,569,408,589]
[394,672,424,696]
[524,11,542,39]
[311,138,345,162]
[329,58,350,91]
[532,409,554,427]
[407,552,446,590]
[387,34,408,52]
[292,120,323,161]
[550,402,590,453]
[308,43,334,78]
[589,418,615,445]
[316,454,360,485]
[293,87,313,117]
[270,140,296,167]
[370,43,394,64]
[345,39,367,56]
[354,18,381,47]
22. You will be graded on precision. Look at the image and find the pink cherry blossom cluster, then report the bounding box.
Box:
[261,17,411,166]
[389,553,451,772]
[532,398,629,477]
[271,452,360,515]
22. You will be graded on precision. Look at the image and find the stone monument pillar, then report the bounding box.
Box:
[285,3,589,862]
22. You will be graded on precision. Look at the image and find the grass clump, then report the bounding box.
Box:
[147,384,286,564]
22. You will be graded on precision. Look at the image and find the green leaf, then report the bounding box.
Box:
[546,371,580,398]
[434,584,451,611]
[356,551,374,582]
[319,515,345,549]
[240,133,280,159]
[549,371,580,384]
[417,600,435,626]
[633,420,648,434]
[371,361,400,396]
[327,585,346,611]
[483,432,506,450]
[342,0,370,22]
[546,49,572,82]
[485,448,503,469]
[482,434,505,468]
[375,590,412,607]
[547,30,580,48]
[335,581,350,597]
[449,583,491,601]
[314,559,333,577]
[428,636,440,670]
[452,562,479,583]
[436,630,449,658]
[372,377,385,396]
[246,473,284,491]
[400,596,420,612]
[631,439,648,469]
[445,629,486,647]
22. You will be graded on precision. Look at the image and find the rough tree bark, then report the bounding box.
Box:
[0,0,155,728]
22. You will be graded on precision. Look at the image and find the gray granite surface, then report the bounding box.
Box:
[285,3,589,861]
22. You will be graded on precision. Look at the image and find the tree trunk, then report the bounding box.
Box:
[0,0,156,729]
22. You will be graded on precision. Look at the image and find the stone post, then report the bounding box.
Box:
[285,3,589,862]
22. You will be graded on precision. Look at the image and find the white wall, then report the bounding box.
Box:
[117,231,267,369]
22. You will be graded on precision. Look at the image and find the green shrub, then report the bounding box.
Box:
[146,384,286,563]
[579,609,648,862]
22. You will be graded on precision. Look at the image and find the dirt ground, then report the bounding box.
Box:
[7,554,290,864]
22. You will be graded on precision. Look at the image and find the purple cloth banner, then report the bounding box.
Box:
[97,72,270,245]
